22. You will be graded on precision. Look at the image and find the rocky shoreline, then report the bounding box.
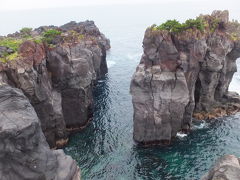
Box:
[130,10,240,145]
[0,20,110,179]
[1,10,240,180]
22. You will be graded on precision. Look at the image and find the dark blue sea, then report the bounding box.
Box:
[1,3,240,179]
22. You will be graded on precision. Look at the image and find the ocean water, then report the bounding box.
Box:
[1,3,240,180]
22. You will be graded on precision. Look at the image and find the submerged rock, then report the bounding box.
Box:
[201,155,240,180]
[0,85,80,180]
[0,21,110,148]
[130,10,240,144]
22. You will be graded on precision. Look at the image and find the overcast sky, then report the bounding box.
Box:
[0,0,239,35]
[0,0,225,11]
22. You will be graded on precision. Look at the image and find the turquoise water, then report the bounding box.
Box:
[63,26,240,178]
[63,6,240,178]
[1,3,240,180]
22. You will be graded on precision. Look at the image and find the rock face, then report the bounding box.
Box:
[0,85,80,180]
[130,10,240,144]
[201,155,240,180]
[0,21,110,148]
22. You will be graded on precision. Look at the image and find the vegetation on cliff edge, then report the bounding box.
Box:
[42,29,62,44]
[0,38,23,63]
[151,18,205,33]
[0,28,88,63]
[152,18,205,33]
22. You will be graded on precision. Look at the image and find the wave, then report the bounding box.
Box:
[98,80,105,83]
[176,132,188,138]
[107,60,116,68]
[192,120,208,130]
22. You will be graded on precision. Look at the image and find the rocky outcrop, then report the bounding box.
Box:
[201,155,240,180]
[0,84,80,180]
[130,10,240,144]
[0,20,110,148]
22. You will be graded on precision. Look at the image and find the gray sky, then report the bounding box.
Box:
[0,0,239,35]
[1,0,232,11]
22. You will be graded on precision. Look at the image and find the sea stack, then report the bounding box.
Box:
[0,20,110,148]
[130,10,240,144]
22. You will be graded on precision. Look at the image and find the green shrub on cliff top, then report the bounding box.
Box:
[42,29,62,44]
[184,18,204,31]
[0,38,23,52]
[156,20,182,32]
[20,27,32,38]
[0,52,18,63]
[0,38,23,63]
[154,18,205,33]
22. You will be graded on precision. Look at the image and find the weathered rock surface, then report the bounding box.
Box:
[0,21,110,148]
[201,155,240,180]
[0,85,80,180]
[0,46,14,58]
[130,10,240,144]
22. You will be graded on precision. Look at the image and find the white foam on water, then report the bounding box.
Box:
[176,132,188,138]
[192,120,208,130]
[98,80,105,83]
[107,60,116,68]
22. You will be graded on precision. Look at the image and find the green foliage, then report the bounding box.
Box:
[184,18,204,32]
[157,20,182,32]
[20,27,32,38]
[78,34,85,40]
[42,29,62,44]
[0,52,18,63]
[153,18,205,33]
[210,18,220,32]
[230,33,240,41]
[0,38,23,52]
[33,38,42,44]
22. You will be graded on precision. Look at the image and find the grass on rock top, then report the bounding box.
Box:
[0,29,63,63]
[42,29,62,44]
[152,18,205,33]
[0,38,23,52]
[0,38,23,63]
[0,28,88,63]
[150,15,230,34]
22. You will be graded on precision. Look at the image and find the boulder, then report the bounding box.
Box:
[201,155,240,180]
[0,85,80,180]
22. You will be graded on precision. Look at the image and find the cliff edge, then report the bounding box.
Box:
[0,20,110,148]
[0,20,110,179]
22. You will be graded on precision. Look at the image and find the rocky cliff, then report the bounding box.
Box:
[201,155,240,180]
[130,10,240,144]
[0,20,110,148]
[0,85,80,180]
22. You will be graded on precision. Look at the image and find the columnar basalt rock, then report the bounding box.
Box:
[0,85,80,180]
[130,10,240,144]
[0,21,110,148]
